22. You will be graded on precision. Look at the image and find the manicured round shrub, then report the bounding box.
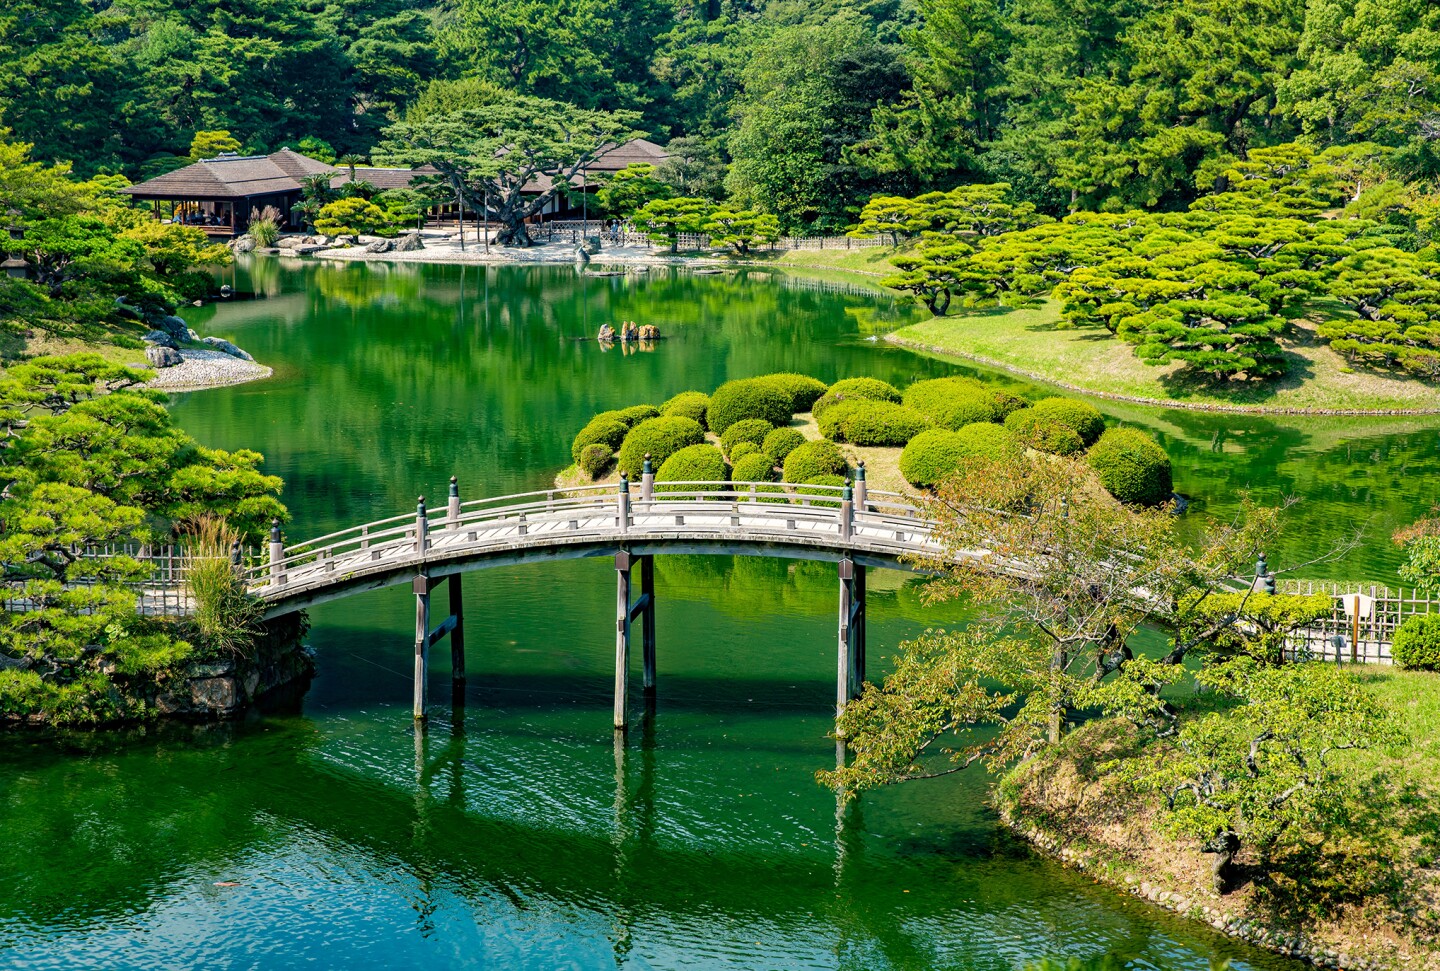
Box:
[762,427,806,463]
[901,376,996,429]
[706,379,792,435]
[1391,614,1440,671]
[729,440,760,462]
[571,414,630,464]
[1031,397,1105,447]
[720,418,774,457]
[783,439,848,483]
[616,415,705,479]
[578,443,614,479]
[899,424,1021,488]
[991,390,1029,421]
[818,400,932,446]
[731,451,778,484]
[811,377,902,419]
[1087,427,1173,506]
[655,443,727,493]
[753,373,828,411]
[660,391,710,423]
[797,473,847,507]
[616,404,660,425]
[1004,408,1086,456]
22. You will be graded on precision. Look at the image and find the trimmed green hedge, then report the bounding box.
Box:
[762,427,806,463]
[899,424,1021,488]
[571,415,629,464]
[811,377,902,419]
[617,415,706,479]
[1004,408,1086,456]
[660,391,710,423]
[753,373,828,411]
[731,451,778,484]
[729,441,760,462]
[901,376,997,429]
[720,418,774,457]
[579,443,614,479]
[1031,397,1105,447]
[1087,427,1173,505]
[616,404,660,425]
[656,443,727,493]
[706,379,792,434]
[1392,614,1440,671]
[818,399,931,445]
[783,439,848,483]
[797,473,847,507]
[991,390,1029,421]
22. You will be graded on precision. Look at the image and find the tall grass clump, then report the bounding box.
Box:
[183,515,262,656]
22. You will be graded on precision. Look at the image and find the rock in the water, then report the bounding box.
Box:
[230,235,255,254]
[638,324,660,339]
[393,232,424,252]
[146,345,183,368]
[574,245,591,265]
[201,336,255,361]
[143,330,179,349]
[365,238,393,254]
[158,315,189,340]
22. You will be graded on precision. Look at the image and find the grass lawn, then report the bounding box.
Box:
[727,246,903,276]
[889,300,1440,414]
[1000,664,1440,969]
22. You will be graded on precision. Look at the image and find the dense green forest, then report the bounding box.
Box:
[7,0,1438,232]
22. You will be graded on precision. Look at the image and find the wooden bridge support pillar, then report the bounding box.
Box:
[413,574,431,721]
[614,550,657,730]
[837,557,866,718]
[448,573,465,684]
[615,551,632,731]
[640,555,656,694]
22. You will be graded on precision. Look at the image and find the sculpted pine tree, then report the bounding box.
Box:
[376,96,643,246]
[632,197,714,253]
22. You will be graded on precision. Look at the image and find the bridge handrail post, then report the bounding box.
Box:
[840,482,854,542]
[640,454,654,504]
[618,474,631,532]
[415,496,429,555]
[447,476,461,529]
[268,519,286,586]
[854,461,867,513]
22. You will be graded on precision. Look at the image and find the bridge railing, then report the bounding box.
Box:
[244,480,934,589]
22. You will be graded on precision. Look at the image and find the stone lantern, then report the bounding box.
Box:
[1,257,27,279]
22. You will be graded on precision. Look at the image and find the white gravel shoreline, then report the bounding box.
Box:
[146,348,273,393]
[309,237,726,267]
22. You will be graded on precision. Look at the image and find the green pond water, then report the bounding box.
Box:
[5,257,1436,970]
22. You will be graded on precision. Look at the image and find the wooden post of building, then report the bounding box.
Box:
[641,555,656,694]
[615,550,633,730]
[449,573,466,684]
[837,557,866,717]
[268,519,285,586]
[413,574,432,721]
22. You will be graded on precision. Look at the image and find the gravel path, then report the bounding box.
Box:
[146,349,272,392]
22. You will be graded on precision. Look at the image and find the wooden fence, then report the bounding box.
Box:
[1278,580,1439,664]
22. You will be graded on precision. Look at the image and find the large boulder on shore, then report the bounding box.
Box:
[201,336,254,361]
[143,329,178,349]
[157,315,189,341]
[145,345,183,368]
[365,238,393,254]
[230,235,255,254]
[394,232,424,252]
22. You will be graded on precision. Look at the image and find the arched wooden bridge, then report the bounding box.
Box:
[246,467,945,729]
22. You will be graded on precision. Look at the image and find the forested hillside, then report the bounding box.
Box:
[5,0,1437,232]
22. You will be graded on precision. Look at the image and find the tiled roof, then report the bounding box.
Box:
[331,166,443,191]
[589,138,669,172]
[120,150,337,199]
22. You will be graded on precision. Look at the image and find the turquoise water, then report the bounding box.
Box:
[7,257,1420,969]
